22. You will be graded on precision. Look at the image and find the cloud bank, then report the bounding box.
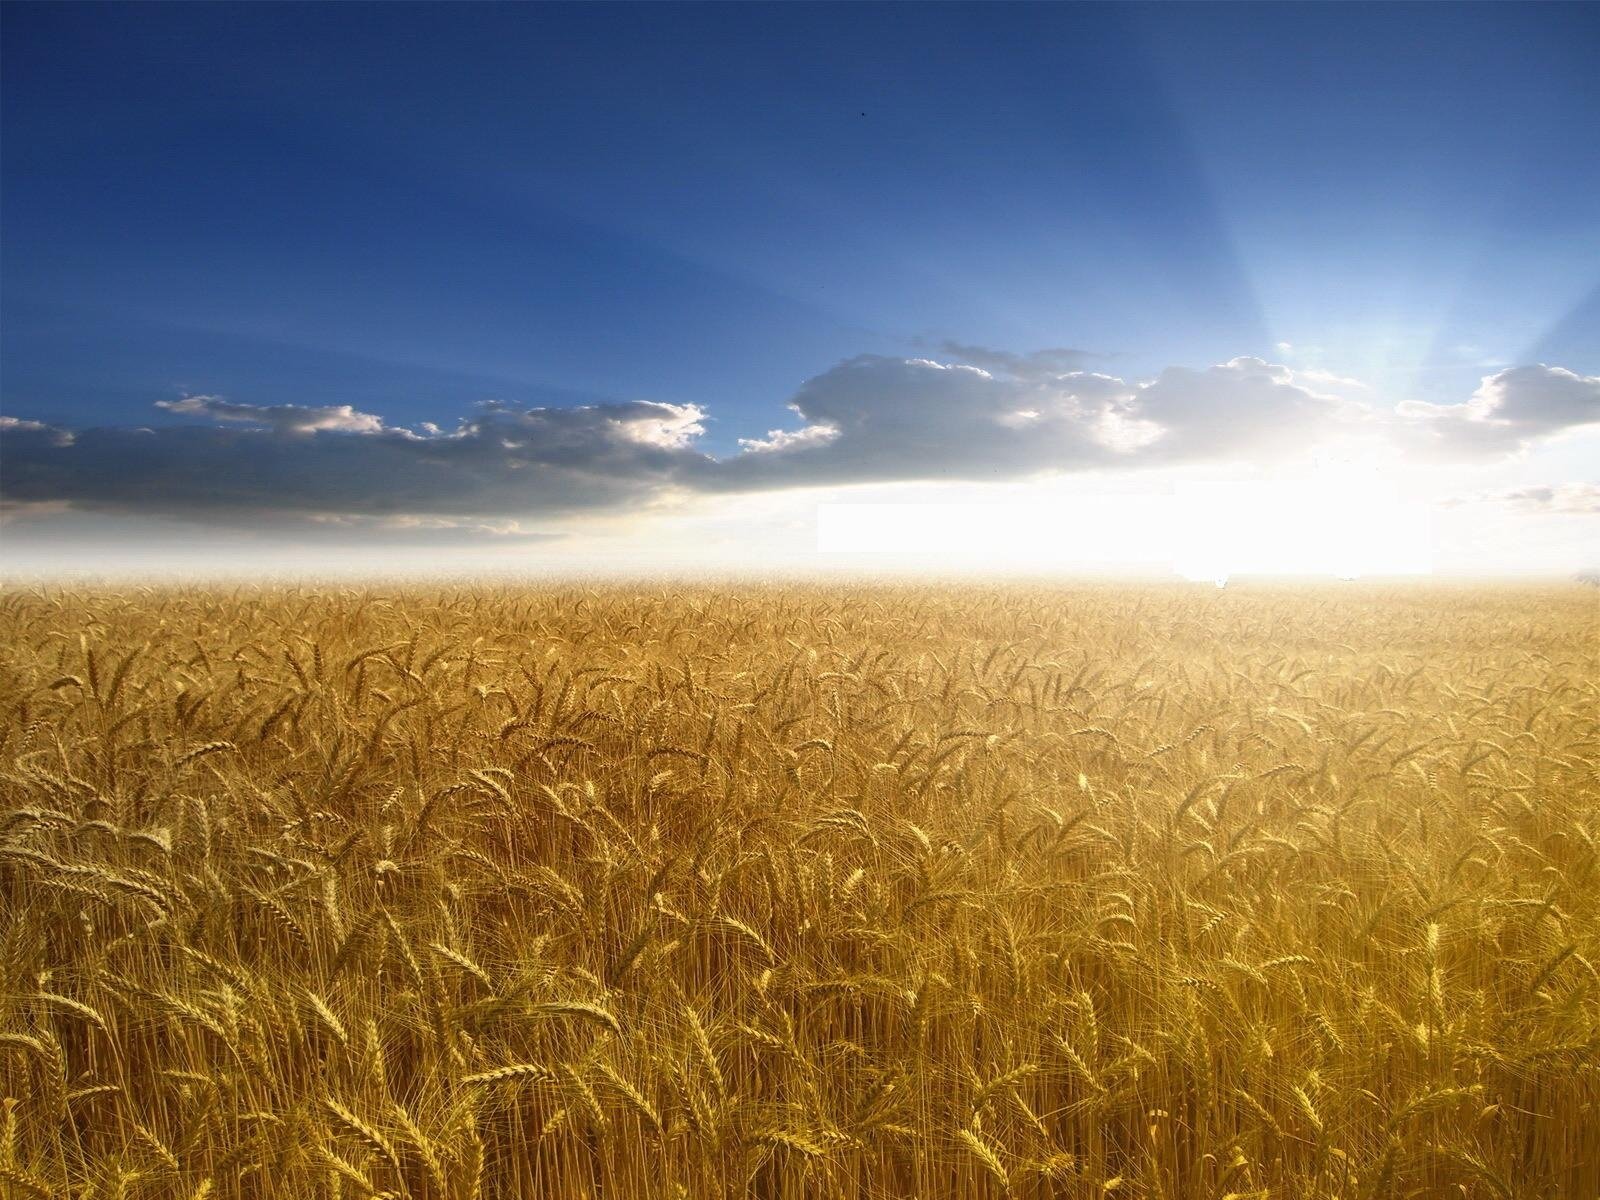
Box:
[3,353,1596,532]
[1,398,710,522]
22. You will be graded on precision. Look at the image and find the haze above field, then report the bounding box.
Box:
[2,3,1597,576]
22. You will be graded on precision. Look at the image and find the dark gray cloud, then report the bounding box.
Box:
[1,397,710,522]
[2,351,1593,531]
[717,355,1133,489]
[1396,365,1600,457]
[717,353,1353,488]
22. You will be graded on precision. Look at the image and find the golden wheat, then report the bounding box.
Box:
[0,580,1595,1198]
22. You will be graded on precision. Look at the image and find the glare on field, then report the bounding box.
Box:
[1171,475,1432,583]
[817,469,1432,581]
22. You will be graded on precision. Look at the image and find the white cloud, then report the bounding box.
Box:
[610,403,707,449]
[156,394,386,435]
[1396,365,1600,456]
[1128,356,1359,460]
[0,414,75,446]
[933,342,1094,380]
[738,423,841,453]
[1292,367,1370,393]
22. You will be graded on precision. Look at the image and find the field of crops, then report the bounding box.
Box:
[0,582,1596,1199]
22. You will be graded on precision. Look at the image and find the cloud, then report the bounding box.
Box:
[933,342,1096,380]
[155,394,386,435]
[712,354,1142,489]
[1,349,1592,533]
[1396,365,1600,457]
[718,352,1357,488]
[1128,356,1359,459]
[737,424,841,454]
[0,415,75,446]
[1451,483,1600,515]
[294,514,568,545]
[1291,367,1370,393]
[0,399,711,521]
[0,498,73,525]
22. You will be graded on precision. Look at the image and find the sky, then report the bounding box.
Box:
[2,2,1597,577]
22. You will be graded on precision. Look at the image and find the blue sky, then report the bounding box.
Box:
[2,3,1597,573]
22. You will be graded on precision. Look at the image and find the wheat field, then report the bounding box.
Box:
[0,581,1595,1199]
